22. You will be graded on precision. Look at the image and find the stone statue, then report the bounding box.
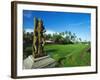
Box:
[24,17,57,69]
[33,17,46,58]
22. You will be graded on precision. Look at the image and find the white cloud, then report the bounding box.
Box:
[25,28,33,33]
[24,11,33,18]
[24,29,58,35]
[45,30,56,35]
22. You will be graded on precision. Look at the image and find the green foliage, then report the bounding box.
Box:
[23,31,33,44]
[45,31,82,44]
[23,46,32,59]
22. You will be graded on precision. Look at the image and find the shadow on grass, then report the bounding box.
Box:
[45,49,58,53]
[45,49,58,57]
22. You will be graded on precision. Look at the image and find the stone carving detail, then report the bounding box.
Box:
[33,17,46,58]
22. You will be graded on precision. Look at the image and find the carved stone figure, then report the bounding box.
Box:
[23,17,57,69]
[33,17,46,58]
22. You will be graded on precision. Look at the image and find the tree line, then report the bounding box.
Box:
[45,31,82,44]
[23,30,87,45]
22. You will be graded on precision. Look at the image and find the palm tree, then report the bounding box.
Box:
[79,38,82,42]
[71,33,77,43]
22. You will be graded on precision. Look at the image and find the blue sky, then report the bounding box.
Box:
[23,10,91,41]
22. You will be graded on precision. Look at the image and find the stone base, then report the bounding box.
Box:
[23,55,34,69]
[23,55,57,69]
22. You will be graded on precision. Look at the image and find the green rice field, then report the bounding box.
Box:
[44,44,91,67]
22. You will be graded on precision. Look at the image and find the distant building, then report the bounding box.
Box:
[45,40,54,44]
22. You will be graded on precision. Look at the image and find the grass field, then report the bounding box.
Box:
[44,44,91,67]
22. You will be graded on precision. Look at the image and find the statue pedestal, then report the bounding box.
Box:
[23,55,34,69]
[23,55,57,69]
